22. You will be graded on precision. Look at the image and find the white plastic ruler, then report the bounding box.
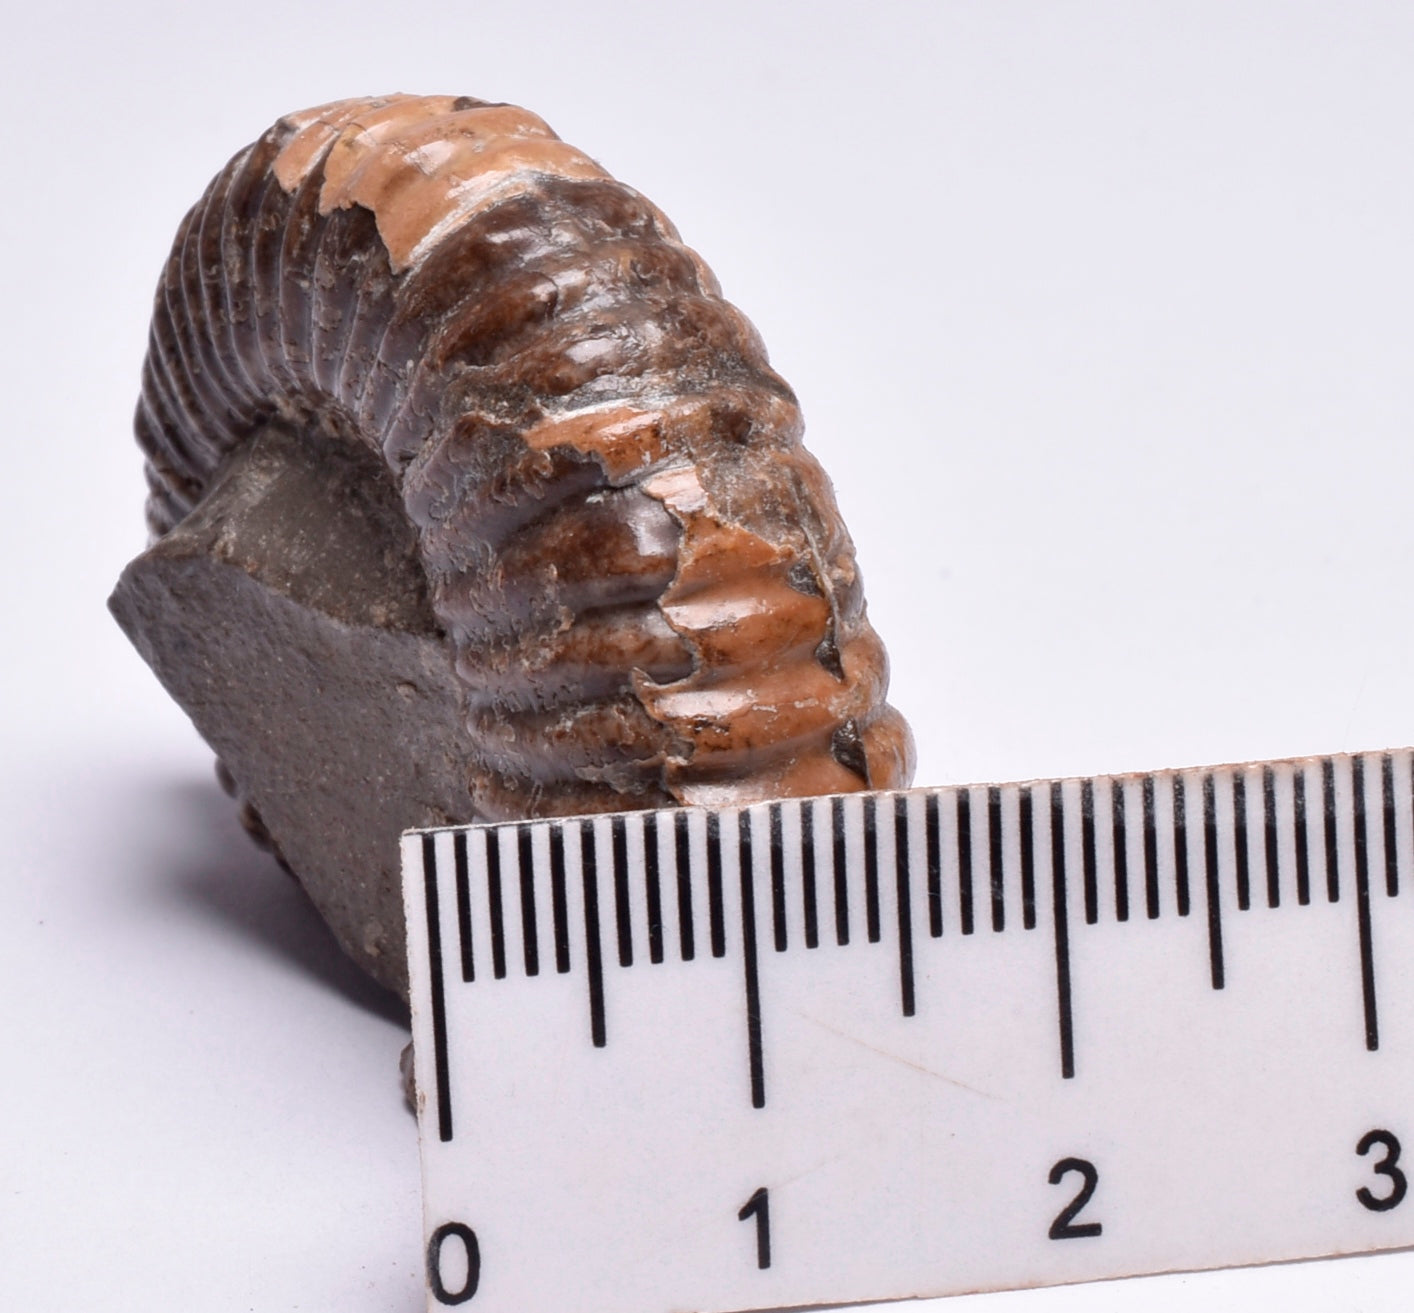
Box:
[402,748,1414,1312]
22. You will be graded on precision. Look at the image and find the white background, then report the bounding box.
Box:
[3,2,1413,1309]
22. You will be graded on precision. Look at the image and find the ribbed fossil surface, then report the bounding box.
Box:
[120,93,914,993]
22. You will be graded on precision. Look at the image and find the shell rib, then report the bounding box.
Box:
[137,93,914,821]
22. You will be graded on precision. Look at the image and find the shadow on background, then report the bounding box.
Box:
[143,770,410,1029]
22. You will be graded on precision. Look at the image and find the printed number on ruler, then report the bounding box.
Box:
[403,749,1414,1313]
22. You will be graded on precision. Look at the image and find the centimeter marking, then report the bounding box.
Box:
[416,749,1411,1143]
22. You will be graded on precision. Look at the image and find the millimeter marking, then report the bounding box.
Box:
[420,832,453,1143]
[411,749,1408,1135]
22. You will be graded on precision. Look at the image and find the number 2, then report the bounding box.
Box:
[1357,1129,1408,1212]
[1048,1157,1102,1239]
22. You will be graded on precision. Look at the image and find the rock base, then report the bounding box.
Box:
[110,426,477,999]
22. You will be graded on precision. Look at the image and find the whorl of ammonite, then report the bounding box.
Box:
[136,93,914,821]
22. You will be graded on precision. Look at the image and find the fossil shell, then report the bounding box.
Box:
[122,93,914,990]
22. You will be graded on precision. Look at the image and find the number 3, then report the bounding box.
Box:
[1357,1129,1408,1212]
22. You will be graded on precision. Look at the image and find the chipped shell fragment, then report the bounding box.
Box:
[110,93,914,998]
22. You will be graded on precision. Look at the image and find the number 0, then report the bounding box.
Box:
[428,1222,481,1305]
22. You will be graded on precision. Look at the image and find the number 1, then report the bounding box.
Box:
[738,1186,771,1268]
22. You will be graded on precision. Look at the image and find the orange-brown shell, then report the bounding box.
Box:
[137,93,914,818]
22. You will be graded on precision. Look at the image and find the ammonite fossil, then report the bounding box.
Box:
[111,94,914,998]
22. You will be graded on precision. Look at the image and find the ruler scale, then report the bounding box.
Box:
[404,748,1414,1313]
